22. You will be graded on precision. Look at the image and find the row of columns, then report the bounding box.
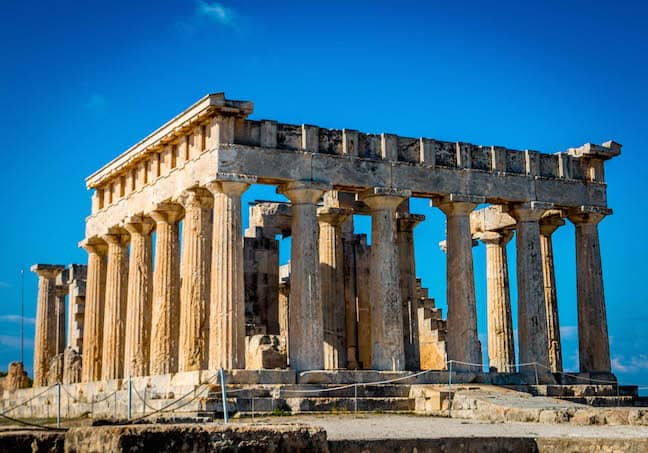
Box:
[476,204,611,377]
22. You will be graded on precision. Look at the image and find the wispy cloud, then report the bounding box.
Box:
[612,354,648,374]
[0,281,10,289]
[0,335,33,349]
[197,1,237,27]
[0,315,35,325]
[560,325,578,340]
[85,93,107,112]
[177,1,240,35]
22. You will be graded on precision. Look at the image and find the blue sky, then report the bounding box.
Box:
[1,0,646,390]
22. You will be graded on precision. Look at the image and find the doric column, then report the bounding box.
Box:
[54,272,68,356]
[397,213,425,371]
[279,181,329,371]
[433,195,483,371]
[360,187,410,371]
[479,230,515,373]
[341,218,360,369]
[31,264,65,386]
[540,217,565,373]
[510,202,552,375]
[568,207,612,373]
[149,203,183,375]
[205,175,254,370]
[318,205,351,370]
[123,216,154,377]
[80,240,107,382]
[178,189,213,371]
[101,231,129,380]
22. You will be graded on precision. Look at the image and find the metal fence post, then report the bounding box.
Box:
[57,382,61,428]
[220,368,229,424]
[533,363,539,386]
[448,360,453,418]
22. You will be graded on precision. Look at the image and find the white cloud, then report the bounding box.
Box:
[0,281,10,289]
[196,1,236,27]
[0,335,33,349]
[612,354,648,374]
[0,315,35,325]
[560,325,578,340]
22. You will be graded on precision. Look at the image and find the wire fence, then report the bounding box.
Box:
[1,362,647,429]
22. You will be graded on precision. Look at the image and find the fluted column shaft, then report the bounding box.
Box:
[481,231,515,373]
[54,283,67,356]
[511,203,551,372]
[206,179,250,370]
[150,206,182,375]
[101,233,129,380]
[540,220,564,373]
[318,207,350,370]
[32,265,64,386]
[362,189,408,371]
[434,199,481,371]
[81,243,107,382]
[569,211,611,373]
[178,190,213,371]
[280,181,327,371]
[397,214,423,371]
[124,218,154,377]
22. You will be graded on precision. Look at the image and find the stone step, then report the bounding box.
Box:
[205,383,412,399]
[559,396,638,407]
[283,396,415,413]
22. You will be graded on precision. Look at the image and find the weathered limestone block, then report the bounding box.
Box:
[31,264,65,387]
[479,230,516,373]
[46,353,64,385]
[124,216,154,377]
[101,232,130,380]
[510,202,553,380]
[178,189,212,371]
[67,264,87,353]
[244,236,280,335]
[80,240,107,382]
[433,195,482,372]
[63,347,82,384]
[278,181,328,371]
[245,334,287,369]
[206,176,252,370]
[569,207,612,373]
[360,187,409,371]
[1,361,29,390]
[150,203,183,375]
[318,205,350,370]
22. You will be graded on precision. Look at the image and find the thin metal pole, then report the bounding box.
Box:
[128,377,132,420]
[533,363,539,385]
[57,382,61,428]
[448,360,453,418]
[220,368,229,424]
[20,269,24,364]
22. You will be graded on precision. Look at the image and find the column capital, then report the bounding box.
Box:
[396,213,426,232]
[510,201,554,222]
[317,206,352,226]
[539,216,566,236]
[102,230,130,246]
[123,214,155,236]
[178,188,213,210]
[359,187,410,210]
[30,264,66,280]
[432,193,485,216]
[79,237,108,256]
[278,180,331,204]
[477,229,514,246]
[567,206,612,225]
[150,202,184,224]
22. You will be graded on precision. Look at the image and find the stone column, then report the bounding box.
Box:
[397,213,424,371]
[178,189,213,371]
[150,204,183,375]
[540,217,565,373]
[205,176,253,370]
[54,271,68,356]
[31,264,65,387]
[341,219,360,369]
[433,195,483,371]
[360,187,410,371]
[279,181,329,371]
[568,208,612,373]
[510,202,552,376]
[80,240,107,382]
[101,231,130,380]
[318,206,350,370]
[123,216,154,377]
[479,230,516,373]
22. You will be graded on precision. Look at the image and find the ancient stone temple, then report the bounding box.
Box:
[32,92,620,385]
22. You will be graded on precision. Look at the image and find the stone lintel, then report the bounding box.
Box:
[360,186,412,200]
[205,172,257,186]
[67,264,88,284]
[567,141,622,160]
[30,264,66,278]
